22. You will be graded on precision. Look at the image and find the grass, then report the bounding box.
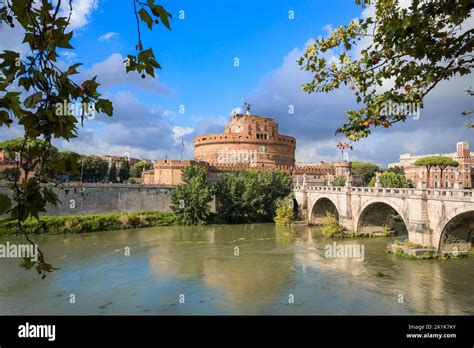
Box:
[0,211,177,236]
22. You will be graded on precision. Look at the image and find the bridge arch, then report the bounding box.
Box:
[438,208,474,253]
[356,199,408,235]
[310,196,339,224]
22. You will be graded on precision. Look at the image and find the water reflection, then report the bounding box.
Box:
[0,224,472,315]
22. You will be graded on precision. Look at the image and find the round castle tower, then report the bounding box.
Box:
[194,113,296,167]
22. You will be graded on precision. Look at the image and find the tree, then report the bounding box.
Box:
[387,166,405,176]
[274,195,295,226]
[351,161,379,185]
[171,165,214,225]
[415,156,459,188]
[298,0,474,140]
[0,137,80,182]
[332,176,346,187]
[81,157,109,183]
[0,0,171,277]
[414,156,458,188]
[436,157,459,188]
[118,159,130,183]
[130,161,152,178]
[215,170,293,223]
[108,162,118,183]
[368,172,414,188]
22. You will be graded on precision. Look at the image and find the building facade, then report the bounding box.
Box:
[101,155,141,169]
[388,141,474,189]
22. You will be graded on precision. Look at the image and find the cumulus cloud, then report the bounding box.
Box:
[81,53,171,95]
[229,107,242,115]
[246,40,473,167]
[52,90,182,160]
[98,32,118,42]
[172,126,194,144]
[58,0,99,30]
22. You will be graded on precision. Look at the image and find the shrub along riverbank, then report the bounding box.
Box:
[0,211,177,236]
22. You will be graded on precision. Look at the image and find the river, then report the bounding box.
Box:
[0,224,473,315]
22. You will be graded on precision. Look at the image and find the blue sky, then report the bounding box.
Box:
[1,0,472,166]
[71,0,360,121]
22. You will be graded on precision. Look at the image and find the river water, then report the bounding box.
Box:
[0,224,472,315]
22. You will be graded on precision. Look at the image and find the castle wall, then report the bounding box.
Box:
[0,183,176,216]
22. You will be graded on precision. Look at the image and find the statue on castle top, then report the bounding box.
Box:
[244,102,251,116]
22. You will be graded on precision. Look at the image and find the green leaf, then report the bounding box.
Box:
[0,193,11,214]
[95,98,113,116]
[24,91,42,108]
[139,8,153,30]
[19,257,36,270]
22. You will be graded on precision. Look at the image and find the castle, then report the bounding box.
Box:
[194,112,296,167]
[142,111,343,185]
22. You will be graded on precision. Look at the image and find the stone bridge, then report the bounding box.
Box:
[293,185,474,252]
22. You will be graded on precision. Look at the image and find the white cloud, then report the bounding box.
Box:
[58,0,99,30]
[98,32,118,42]
[81,53,171,95]
[229,107,242,116]
[246,38,473,167]
[172,126,194,144]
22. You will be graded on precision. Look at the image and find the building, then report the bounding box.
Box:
[0,150,33,180]
[101,155,141,168]
[0,150,16,169]
[142,160,201,185]
[388,141,474,189]
[194,113,296,167]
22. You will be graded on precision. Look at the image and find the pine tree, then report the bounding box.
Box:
[108,162,118,183]
[118,159,130,183]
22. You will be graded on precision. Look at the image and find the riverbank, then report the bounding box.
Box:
[0,211,177,236]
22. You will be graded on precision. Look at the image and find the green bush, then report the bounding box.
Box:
[216,170,292,223]
[274,195,295,226]
[321,212,346,238]
[0,211,177,236]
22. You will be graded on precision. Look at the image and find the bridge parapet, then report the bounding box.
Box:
[293,185,473,202]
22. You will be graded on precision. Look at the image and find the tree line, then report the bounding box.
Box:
[0,138,152,183]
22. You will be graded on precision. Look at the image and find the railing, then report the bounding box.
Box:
[293,185,474,200]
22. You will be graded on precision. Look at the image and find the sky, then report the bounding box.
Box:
[0,0,472,167]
